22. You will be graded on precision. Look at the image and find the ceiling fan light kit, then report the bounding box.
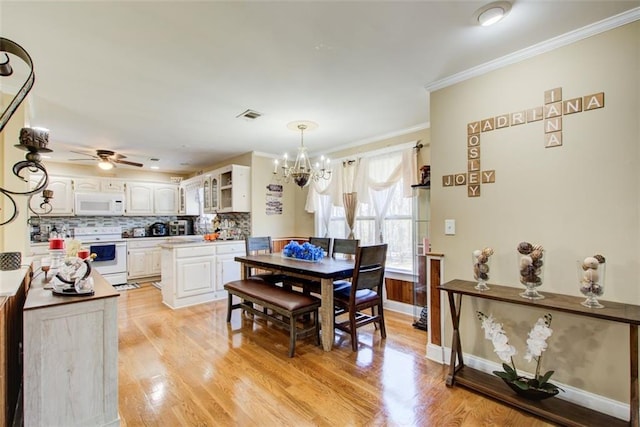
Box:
[98,160,114,170]
[69,149,144,169]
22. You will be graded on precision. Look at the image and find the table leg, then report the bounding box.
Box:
[631,324,638,427]
[446,292,463,386]
[320,277,334,351]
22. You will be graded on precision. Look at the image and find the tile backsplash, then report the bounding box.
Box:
[30,212,251,242]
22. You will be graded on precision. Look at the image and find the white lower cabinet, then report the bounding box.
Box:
[176,255,215,299]
[161,241,244,309]
[127,239,168,280]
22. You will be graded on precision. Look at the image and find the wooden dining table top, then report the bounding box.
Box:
[234,253,355,280]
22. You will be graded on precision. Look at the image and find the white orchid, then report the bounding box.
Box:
[524,314,553,378]
[477,311,561,395]
[478,312,517,364]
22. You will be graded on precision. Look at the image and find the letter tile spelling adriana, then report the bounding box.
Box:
[442,87,605,197]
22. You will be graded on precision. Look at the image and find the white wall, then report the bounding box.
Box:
[430,21,639,403]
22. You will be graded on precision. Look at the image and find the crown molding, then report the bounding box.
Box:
[425,7,640,93]
[323,122,430,157]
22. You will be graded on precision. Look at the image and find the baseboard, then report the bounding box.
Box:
[383,299,414,316]
[440,345,631,421]
[426,343,446,364]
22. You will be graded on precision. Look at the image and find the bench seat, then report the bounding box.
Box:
[224,279,321,357]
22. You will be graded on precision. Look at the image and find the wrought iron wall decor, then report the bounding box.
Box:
[0,38,52,226]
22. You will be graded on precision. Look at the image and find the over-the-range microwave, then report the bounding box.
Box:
[75,192,125,216]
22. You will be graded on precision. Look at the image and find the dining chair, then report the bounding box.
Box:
[330,238,359,291]
[333,243,388,351]
[299,238,360,295]
[308,237,332,256]
[294,237,333,295]
[331,238,359,259]
[244,236,288,287]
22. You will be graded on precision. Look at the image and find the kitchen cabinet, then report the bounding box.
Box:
[178,186,186,214]
[125,182,154,215]
[154,184,178,215]
[160,241,244,309]
[200,165,249,213]
[211,175,220,211]
[29,175,74,216]
[127,238,168,280]
[203,176,211,212]
[216,242,243,285]
[23,271,119,427]
[202,173,220,213]
[218,164,250,212]
[74,177,125,193]
[125,182,178,215]
[179,176,203,216]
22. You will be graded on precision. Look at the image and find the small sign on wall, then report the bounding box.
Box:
[265,184,283,215]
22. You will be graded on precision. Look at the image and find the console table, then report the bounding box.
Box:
[439,279,639,427]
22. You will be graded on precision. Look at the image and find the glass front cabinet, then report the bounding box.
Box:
[411,185,430,330]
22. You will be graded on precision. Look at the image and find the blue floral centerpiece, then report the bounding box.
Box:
[282,241,325,262]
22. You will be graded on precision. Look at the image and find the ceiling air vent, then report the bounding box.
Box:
[236,109,262,120]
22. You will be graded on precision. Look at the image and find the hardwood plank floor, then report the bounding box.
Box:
[117,283,552,426]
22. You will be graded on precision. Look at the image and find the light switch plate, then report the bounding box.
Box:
[445,219,456,235]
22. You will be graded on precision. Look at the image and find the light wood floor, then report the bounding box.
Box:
[117,283,551,426]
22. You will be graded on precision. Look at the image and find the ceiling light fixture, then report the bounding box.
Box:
[274,121,331,188]
[98,159,113,170]
[474,1,511,27]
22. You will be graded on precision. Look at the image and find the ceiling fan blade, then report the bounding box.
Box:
[112,153,126,160]
[115,159,143,167]
[70,150,98,159]
[68,158,94,161]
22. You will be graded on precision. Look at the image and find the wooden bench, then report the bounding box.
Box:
[224,279,321,357]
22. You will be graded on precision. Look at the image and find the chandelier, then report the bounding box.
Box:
[274,121,331,188]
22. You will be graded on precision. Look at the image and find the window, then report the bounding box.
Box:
[321,150,413,272]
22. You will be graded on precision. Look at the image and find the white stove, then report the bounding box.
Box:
[73,226,123,242]
[74,227,127,285]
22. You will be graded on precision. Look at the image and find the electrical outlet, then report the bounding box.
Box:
[445,219,456,235]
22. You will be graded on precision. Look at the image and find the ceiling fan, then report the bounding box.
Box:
[69,149,143,170]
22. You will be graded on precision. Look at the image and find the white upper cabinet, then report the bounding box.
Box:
[29,175,74,216]
[125,182,178,216]
[200,165,250,213]
[124,182,154,215]
[154,184,179,215]
[74,178,125,193]
[218,164,250,212]
[179,176,203,216]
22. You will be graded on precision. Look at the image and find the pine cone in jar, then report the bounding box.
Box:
[517,241,533,255]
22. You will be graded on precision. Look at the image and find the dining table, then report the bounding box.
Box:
[234,253,355,351]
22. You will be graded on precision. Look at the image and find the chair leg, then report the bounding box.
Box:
[226,293,233,322]
[379,305,387,339]
[288,314,296,358]
[349,310,358,352]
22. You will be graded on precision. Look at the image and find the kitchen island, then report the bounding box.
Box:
[23,269,119,427]
[159,239,245,309]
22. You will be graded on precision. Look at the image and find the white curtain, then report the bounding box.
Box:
[306,145,418,239]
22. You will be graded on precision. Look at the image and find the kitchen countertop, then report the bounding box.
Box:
[0,257,33,297]
[30,235,205,246]
[25,268,119,310]
[159,239,244,249]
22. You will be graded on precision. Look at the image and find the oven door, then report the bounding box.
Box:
[88,241,127,276]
